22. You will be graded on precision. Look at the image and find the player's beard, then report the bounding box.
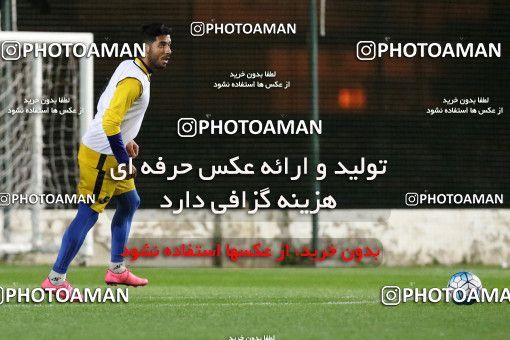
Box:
[148,51,166,70]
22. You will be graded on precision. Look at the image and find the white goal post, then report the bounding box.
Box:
[0,31,94,258]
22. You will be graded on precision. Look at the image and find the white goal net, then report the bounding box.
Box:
[0,31,93,256]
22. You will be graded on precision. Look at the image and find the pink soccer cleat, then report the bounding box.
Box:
[41,277,82,302]
[105,269,148,287]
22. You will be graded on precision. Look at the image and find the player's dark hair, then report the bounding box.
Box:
[141,23,171,43]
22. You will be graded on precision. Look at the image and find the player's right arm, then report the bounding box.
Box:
[102,77,142,177]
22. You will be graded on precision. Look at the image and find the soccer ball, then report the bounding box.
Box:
[447,271,483,305]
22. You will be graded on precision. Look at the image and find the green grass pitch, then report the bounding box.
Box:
[0,266,509,339]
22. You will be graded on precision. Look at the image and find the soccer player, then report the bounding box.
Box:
[41,23,172,294]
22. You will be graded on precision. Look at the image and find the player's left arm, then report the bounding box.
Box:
[102,77,142,164]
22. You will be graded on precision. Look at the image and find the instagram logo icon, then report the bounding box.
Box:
[405,193,419,207]
[356,41,376,60]
[177,118,197,137]
[190,22,205,36]
[1,41,21,60]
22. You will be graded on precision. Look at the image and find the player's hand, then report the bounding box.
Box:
[126,140,139,158]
